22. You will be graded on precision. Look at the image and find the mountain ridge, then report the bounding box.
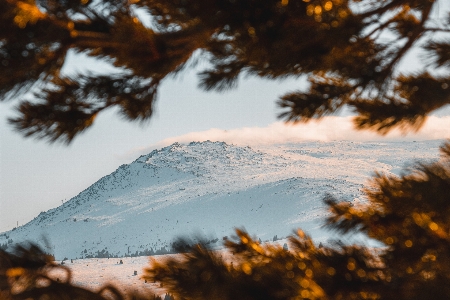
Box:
[0,140,441,259]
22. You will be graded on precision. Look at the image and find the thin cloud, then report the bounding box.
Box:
[122,116,450,160]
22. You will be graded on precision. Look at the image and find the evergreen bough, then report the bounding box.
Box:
[1,1,450,299]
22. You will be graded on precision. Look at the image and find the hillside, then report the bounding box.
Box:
[0,140,441,259]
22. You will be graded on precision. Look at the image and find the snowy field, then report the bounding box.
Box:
[62,255,167,296]
[60,241,286,296]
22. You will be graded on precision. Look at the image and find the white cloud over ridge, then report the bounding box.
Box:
[124,116,450,159]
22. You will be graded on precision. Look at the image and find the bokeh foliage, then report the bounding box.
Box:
[1,0,450,142]
[1,1,450,299]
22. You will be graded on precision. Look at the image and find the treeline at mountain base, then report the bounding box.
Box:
[1,142,449,300]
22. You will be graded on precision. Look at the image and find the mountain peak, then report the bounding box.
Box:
[133,141,262,176]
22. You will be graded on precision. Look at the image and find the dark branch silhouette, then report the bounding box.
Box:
[1,0,449,142]
[1,1,450,299]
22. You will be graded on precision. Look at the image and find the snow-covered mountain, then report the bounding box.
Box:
[0,140,442,259]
